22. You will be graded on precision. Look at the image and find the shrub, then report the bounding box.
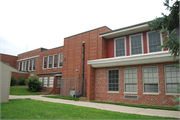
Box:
[27,75,43,92]
[18,76,26,85]
[10,76,16,86]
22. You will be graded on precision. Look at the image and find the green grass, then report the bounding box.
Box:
[92,101,178,111]
[42,95,79,101]
[1,99,176,119]
[10,87,40,95]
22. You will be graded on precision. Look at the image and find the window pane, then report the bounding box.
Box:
[143,67,159,93]
[49,77,54,87]
[108,70,119,91]
[116,38,125,57]
[48,56,52,68]
[131,35,142,55]
[165,65,179,93]
[124,68,137,92]
[144,84,158,92]
[43,57,47,69]
[54,55,57,67]
[43,77,48,87]
[148,32,161,53]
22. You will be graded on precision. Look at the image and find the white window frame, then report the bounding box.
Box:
[114,37,126,57]
[49,76,54,87]
[146,31,163,53]
[58,53,63,68]
[107,69,119,93]
[43,77,48,87]
[32,59,35,71]
[143,66,159,94]
[18,62,21,71]
[28,60,32,71]
[53,54,58,68]
[164,65,179,94]
[48,55,52,69]
[22,61,25,71]
[124,67,138,93]
[43,56,47,69]
[39,77,42,83]
[129,33,144,55]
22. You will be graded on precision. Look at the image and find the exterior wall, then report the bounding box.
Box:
[106,31,167,58]
[0,61,19,103]
[0,53,18,68]
[11,72,29,83]
[38,46,63,74]
[62,27,111,97]
[94,61,179,106]
[17,48,42,75]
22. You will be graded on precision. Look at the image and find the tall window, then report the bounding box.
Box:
[147,31,162,53]
[43,56,47,69]
[29,60,32,71]
[59,53,63,67]
[124,68,137,92]
[48,55,52,68]
[43,77,48,87]
[57,77,61,88]
[143,67,159,93]
[108,69,119,91]
[22,61,24,71]
[19,62,21,71]
[165,65,179,93]
[130,34,143,55]
[25,61,28,71]
[39,77,42,83]
[115,37,126,57]
[53,54,58,68]
[49,76,54,87]
[32,59,35,71]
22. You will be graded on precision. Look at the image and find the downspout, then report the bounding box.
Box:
[74,41,85,97]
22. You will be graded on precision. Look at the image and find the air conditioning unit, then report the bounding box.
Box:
[70,91,77,97]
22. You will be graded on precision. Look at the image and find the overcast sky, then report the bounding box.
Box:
[0,0,171,56]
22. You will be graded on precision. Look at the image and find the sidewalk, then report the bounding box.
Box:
[9,95,180,118]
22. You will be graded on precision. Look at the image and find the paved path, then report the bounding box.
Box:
[9,95,180,118]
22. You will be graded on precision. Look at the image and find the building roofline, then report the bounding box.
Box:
[99,20,152,36]
[64,26,112,39]
[41,46,64,52]
[18,47,48,55]
[0,53,18,57]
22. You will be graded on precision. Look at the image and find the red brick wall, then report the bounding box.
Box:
[11,72,29,84]
[18,48,41,60]
[0,53,18,68]
[62,27,111,97]
[94,62,179,107]
[38,46,63,74]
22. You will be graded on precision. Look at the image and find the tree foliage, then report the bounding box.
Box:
[148,0,179,63]
[27,75,43,92]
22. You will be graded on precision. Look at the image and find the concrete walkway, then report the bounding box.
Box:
[9,95,180,118]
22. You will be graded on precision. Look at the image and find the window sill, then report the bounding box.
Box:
[124,92,138,94]
[43,68,46,70]
[58,66,63,68]
[107,91,119,93]
[53,67,57,69]
[143,93,159,95]
[47,68,52,69]
[165,93,180,95]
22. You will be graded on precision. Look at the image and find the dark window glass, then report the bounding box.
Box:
[108,70,119,91]
[43,57,47,68]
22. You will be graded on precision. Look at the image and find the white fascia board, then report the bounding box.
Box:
[99,24,149,37]
[17,55,39,62]
[87,51,175,68]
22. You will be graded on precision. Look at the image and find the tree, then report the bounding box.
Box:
[148,0,179,65]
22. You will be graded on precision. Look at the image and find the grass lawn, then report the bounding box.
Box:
[10,86,40,95]
[92,101,178,111]
[43,95,79,101]
[1,99,176,119]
